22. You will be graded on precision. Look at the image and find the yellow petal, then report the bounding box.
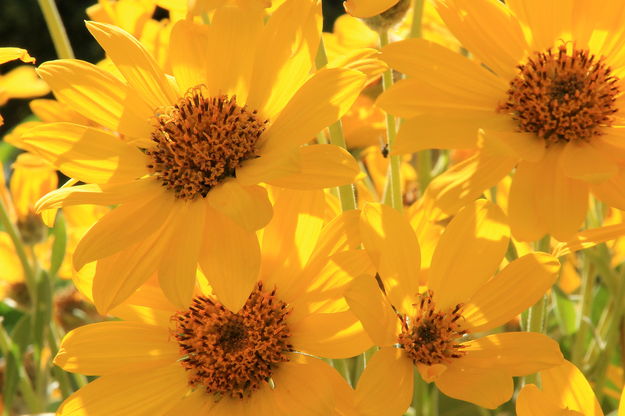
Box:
[162,390,212,416]
[57,362,189,416]
[343,0,399,18]
[354,347,413,416]
[30,99,88,124]
[20,123,148,184]
[591,168,625,211]
[345,274,400,347]
[428,200,510,310]
[267,144,361,190]
[273,355,334,416]
[73,192,174,270]
[86,21,178,109]
[360,203,421,311]
[560,140,618,182]
[0,47,35,64]
[289,310,372,359]
[158,201,206,308]
[310,209,361,260]
[247,0,321,120]
[207,181,272,232]
[9,152,57,219]
[541,360,603,416]
[0,66,49,101]
[552,221,625,257]
[435,365,513,409]
[168,20,210,92]
[209,383,275,416]
[516,384,566,416]
[37,60,127,131]
[462,253,560,333]
[458,332,564,376]
[55,321,179,375]
[480,126,546,163]
[506,0,574,51]
[199,207,260,312]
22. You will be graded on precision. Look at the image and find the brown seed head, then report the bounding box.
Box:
[171,282,292,399]
[397,290,466,366]
[498,44,620,144]
[146,86,268,200]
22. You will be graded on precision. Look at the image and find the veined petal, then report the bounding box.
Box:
[590,168,625,211]
[267,144,361,190]
[54,321,179,375]
[209,383,275,416]
[20,123,148,184]
[560,139,618,182]
[56,362,189,416]
[507,0,574,51]
[309,209,361,260]
[462,253,560,333]
[158,201,206,308]
[289,310,372,359]
[480,126,546,163]
[199,207,260,313]
[0,47,35,64]
[86,21,178,109]
[344,0,398,18]
[345,274,401,347]
[206,181,272,232]
[354,347,413,416]
[73,191,174,270]
[360,203,420,312]
[435,365,513,409]
[428,200,510,310]
[37,60,126,131]
[162,390,212,416]
[168,20,210,93]
[552,222,625,257]
[516,384,566,416]
[541,361,603,416]
[458,332,564,376]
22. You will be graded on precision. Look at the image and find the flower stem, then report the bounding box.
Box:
[38,0,75,59]
[379,31,403,212]
[409,0,426,39]
[0,199,36,298]
[571,253,595,366]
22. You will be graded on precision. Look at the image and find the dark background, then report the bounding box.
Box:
[0,0,345,137]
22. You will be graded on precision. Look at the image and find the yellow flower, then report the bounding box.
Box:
[347,200,563,410]
[517,360,610,415]
[378,0,625,241]
[18,0,366,313]
[54,190,371,416]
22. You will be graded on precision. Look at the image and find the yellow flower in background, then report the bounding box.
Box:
[18,0,367,313]
[347,200,563,411]
[54,190,371,416]
[517,360,615,416]
[378,0,625,241]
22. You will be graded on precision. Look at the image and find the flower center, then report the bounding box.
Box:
[146,86,268,200]
[397,290,466,366]
[171,282,291,399]
[498,45,620,143]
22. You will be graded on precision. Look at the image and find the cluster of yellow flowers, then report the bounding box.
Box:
[3,0,625,414]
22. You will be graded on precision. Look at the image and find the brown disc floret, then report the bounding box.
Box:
[171,282,292,399]
[146,85,268,200]
[498,44,620,144]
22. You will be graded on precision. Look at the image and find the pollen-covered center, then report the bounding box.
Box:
[498,45,620,143]
[146,85,268,200]
[397,290,466,366]
[172,282,291,399]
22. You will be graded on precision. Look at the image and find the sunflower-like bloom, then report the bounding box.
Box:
[347,200,564,410]
[18,0,367,313]
[517,360,620,415]
[378,0,625,241]
[54,190,372,416]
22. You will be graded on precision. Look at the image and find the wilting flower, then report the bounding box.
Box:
[347,200,563,410]
[378,0,625,241]
[55,190,371,416]
[18,0,366,313]
[517,360,620,415]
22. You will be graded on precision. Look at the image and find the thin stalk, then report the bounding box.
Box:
[379,31,403,211]
[0,200,35,298]
[417,150,432,194]
[571,257,595,366]
[37,0,75,59]
[408,0,426,39]
[316,38,358,211]
[412,371,427,416]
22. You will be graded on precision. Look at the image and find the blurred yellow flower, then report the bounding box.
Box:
[54,190,370,416]
[18,0,366,313]
[378,0,625,241]
[347,200,563,410]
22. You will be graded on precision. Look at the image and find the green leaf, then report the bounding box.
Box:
[2,347,20,412]
[32,271,53,353]
[552,286,577,336]
[9,314,31,354]
[49,212,67,277]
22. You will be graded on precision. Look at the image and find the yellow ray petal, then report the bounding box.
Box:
[210,382,275,416]
[435,364,513,409]
[0,47,35,64]
[168,20,210,93]
[162,389,212,416]
[354,347,413,416]
[30,99,88,124]
[480,126,546,163]
[310,209,361,260]
[267,144,361,190]
[343,0,398,18]
[86,21,178,109]
[345,274,400,347]
[0,66,49,102]
[458,332,564,376]
[20,123,148,184]
[506,0,574,51]
[199,207,260,312]
[552,221,625,257]
[56,362,189,416]
[428,200,510,310]
[360,203,420,311]
[516,384,570,416]
[55,321,178,375]
[462,253,560,333]
[560,139,618,182]
[206,181,272,232]
[540,360,603,416]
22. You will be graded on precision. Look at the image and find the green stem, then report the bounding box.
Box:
[408,0,426,39]
[0,200,36,299]
[417,150,432,195]
[38,0,75,59]
[571,257,595,366]
[412,370,427,416]
[379,31,403,211]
